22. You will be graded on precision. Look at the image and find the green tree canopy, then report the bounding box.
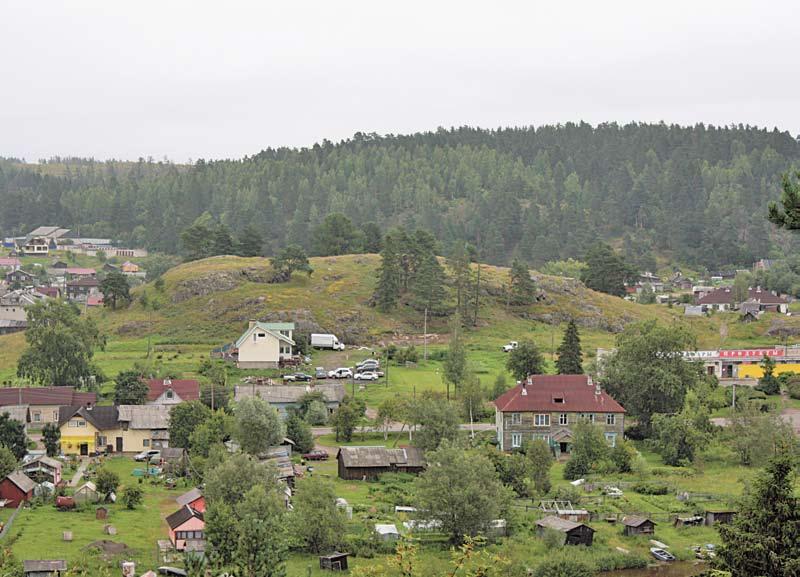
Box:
[415,441,513,544]
[113,370,148,405]
[169,401,212,450]
[580,243,629,297]
[291,476,346,553]
[270,244,313,282]
[17,299,105,386]
[100,270,131,310]
[233,397,284,456]
[601,320,701,433]
[506,340,545,380]
[768,171,800,231]
[311,213,363,256]
[508,258,536,305]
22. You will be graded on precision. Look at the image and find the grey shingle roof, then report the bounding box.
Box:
[5,471,35,493]
[536,515,593,533]
[337,446,425,468]
[234,383,345,404]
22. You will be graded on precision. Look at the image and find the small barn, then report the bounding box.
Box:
[622,516,656,537]
[536,515,595,546]
[705,510,736,526]
[160,447,188,476]
[175,488,205,513]
[319,552,349,571]
[337,447,425,481]
[22,559,67,577]
[23,456,62,485]
[0,472,35,507]
[73,481,99,504]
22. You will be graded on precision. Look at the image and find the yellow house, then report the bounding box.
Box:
[58,406,119,456]
[58,404,171,455]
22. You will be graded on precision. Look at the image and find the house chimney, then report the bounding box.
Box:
[586,375,593,387]
[249,319,257,329]
[520,380,528,396]
[595,383,601,396]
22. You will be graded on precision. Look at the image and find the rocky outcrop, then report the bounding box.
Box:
[172,266,272,303]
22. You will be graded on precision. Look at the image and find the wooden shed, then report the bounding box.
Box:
[0,472,35,508]
[23,559,67,577]
[622,516,656,536]
[705,510,736,526]
[336,446,425,481]
[536,515,595,546]
[319,552,349,571]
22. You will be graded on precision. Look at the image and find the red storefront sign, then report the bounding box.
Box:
[719,348,784,358]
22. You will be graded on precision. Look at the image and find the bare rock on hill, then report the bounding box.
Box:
[116,321,149,336]
[172,271,242,303]
[335,311,369,344]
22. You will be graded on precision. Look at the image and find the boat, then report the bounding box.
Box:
[650,548,676,562]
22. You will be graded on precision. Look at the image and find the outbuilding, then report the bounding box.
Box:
[166,505,205,551]
[22,456,62,485]
[705,510,736,526]
[175,488,205,513]
[336,447,425,481]
[536,515,595,546]
[622,516,656,537]
[319,552,349,571]
[374,524,400,542]
[0,472,35,507]
[73,481,100,504]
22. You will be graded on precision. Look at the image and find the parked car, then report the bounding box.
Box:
[502,341,519,352]
[134,449,160,462]
[158,568,188,577]
[650,548,676,562]
[302,450,329,461]
[357,359,380,370]
[328,367,353,379]
[148,452,162,465]
[354,371,379,381]
[315,367,327,379]
[283,372,313,382]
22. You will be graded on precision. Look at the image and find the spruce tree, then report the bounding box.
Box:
[556,320,584,374]
[718,454,800,576]
[509,258,536,305]
[410,247,448,315]
[374,234,401,312]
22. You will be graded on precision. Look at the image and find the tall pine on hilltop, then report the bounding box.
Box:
[374,233,401,312]
[556,320,583,375]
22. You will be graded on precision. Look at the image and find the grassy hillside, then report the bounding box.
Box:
[2,254,800,386]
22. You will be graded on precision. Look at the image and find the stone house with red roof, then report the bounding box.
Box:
[493,374,625,455]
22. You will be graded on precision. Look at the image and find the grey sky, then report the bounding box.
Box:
[1,0,797,162]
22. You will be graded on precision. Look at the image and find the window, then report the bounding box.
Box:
[33,412,41,422]
[511,433,522,448]
[605,433,617,447]
[553,397,564,404]
[166,389,174,400]
[534,414,550,427]
[143,439,150,447]
[510,413,521,425]
[559,413,568,425]
[580,413,595,423]
[533,434,550,443]
[606,413,616,425]
[256,332,266,339]
[53,410,58,420]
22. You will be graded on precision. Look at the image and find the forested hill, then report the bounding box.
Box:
[2,122,799,270]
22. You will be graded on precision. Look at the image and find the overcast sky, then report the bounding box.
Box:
[1,1,797,162]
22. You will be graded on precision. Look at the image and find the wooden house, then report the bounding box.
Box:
[336,446,425,481]
[22,560,67,577]
[622,516,655,536]
[0,471,35,507]
[535,515,595,546]
[22,456,62,485]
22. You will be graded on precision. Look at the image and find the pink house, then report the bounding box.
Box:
[175,487,205,513]
[166,505,204,551]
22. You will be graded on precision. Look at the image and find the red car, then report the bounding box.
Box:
[302,450,329,461]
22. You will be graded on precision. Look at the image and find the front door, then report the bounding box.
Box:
[560,442,569,454]
[116,437,123,453]
[79,443,89,456]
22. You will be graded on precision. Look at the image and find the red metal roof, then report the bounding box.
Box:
[147,379,200,402]
[494,374,625,413]
[0,387,97,407]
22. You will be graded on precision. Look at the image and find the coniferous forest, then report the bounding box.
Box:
[1,122,799,270]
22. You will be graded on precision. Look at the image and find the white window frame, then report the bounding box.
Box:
[559,413,568,425]
[511,433,522,448]
[534,414,550,427]
[510,413,521,425]
[533,434,550,444]
[143,439,150,447]
[606,413,616,425]
[605,432,617,447]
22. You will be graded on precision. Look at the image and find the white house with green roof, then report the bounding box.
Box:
[235,321,295,368]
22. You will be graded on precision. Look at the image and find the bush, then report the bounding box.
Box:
[631,481,669,495]
[533,555,592,577]
[95,468,120,497]
[788,381,800,400]
[122,486,143,509]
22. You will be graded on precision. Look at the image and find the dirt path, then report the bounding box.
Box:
[68,459,89,487]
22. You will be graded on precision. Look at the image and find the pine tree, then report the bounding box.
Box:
[508,258,536,305]
[374,234,401,312]
[556,320,583,374]
[212,224,235,256]
[410,250,448,315]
